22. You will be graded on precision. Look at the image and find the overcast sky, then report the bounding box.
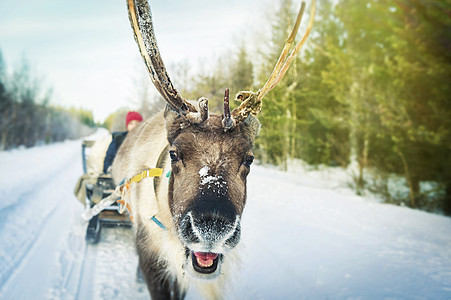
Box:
[0,0,277,122]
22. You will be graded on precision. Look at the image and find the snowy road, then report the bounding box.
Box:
[0,137,450,299]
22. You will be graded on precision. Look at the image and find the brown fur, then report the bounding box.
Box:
[112,108,259,299]
[167,113,255,221]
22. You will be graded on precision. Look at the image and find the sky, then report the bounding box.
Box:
[0,0,270,122]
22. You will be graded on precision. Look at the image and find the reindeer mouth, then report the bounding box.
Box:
[183,248,223,278]
[191,251,221,274]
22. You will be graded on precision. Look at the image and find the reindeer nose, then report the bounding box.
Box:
[179,197,241,249]
[180,212,241,249]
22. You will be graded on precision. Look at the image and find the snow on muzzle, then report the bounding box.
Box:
[179,210,241,279]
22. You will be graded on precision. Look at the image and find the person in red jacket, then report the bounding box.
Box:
[103,111,143,174]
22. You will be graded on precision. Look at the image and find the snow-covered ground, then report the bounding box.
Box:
[0,133,450,299]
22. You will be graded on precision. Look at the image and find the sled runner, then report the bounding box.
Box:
[76,139,132,244]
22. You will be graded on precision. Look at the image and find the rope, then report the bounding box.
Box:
[81,185,122,222]
[81,167,167,230]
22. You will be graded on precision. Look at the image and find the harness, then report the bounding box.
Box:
[81,146,170,230]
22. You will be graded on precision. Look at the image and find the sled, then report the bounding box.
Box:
[81,139,132,244]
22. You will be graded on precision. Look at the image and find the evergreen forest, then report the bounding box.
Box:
[167,0,451,214]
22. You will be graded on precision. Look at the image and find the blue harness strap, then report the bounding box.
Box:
[151,216,167,230]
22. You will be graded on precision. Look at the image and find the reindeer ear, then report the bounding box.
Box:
[240,115,261,141]
[164,104,190,144]
[164,104,179,126]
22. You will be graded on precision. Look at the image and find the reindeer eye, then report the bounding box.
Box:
[169,150,179,163]
[243,155,254,167]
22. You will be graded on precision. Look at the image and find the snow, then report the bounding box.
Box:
[1,135,450,299]
[199,166,210,178]
[198,166,224,186]
[198,165,228,196]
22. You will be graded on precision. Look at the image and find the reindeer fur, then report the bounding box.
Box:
[112,109,258,299]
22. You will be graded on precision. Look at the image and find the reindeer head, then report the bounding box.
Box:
[127,0,315,279]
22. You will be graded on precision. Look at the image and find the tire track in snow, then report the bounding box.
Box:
[75,227,149,300]
[47,207,87,300]
[0,141,81,212]
[0,163,70,213]
[74,240,96,300]
[0,144,82,294]
[0,192,60,289]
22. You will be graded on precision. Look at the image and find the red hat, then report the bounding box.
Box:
[126,111,143,128]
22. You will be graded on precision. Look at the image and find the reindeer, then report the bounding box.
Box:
[112,0,315,299]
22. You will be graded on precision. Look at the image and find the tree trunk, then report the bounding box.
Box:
[282,80,297,171]
[0,131,7,150]
[348,81,360,170]
[444,182,451,216]
[395,146,416,208]
[290,97,297,160]
[282,110,289,171]
[357,131,369,194]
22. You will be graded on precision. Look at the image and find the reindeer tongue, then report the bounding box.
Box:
[193,252,219,268]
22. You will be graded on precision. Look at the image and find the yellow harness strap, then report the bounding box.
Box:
[129,168,164,183]
[118,168,164,223]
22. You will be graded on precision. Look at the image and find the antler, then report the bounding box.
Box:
[222,89,234,130]
[226,0,316,131]
[127,0,209,123]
